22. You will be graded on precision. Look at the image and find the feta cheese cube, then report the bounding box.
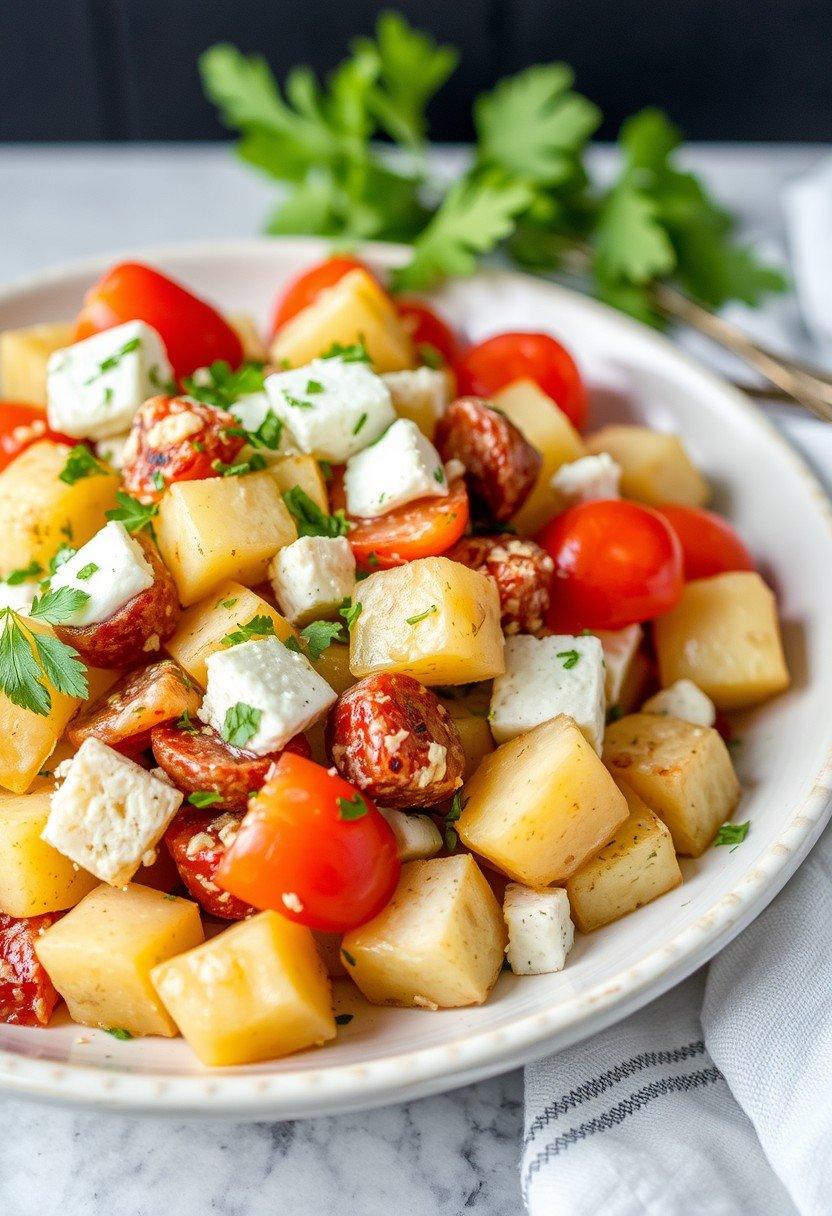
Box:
[199,635,337,756]
[596,624,643,706]
[489,633,606,752]
[229,392,293,454]
[0,579,37,615]
[503,884,574,975]
[48,520,154,626]
[551,453,621,505]
[381,367,450,436]
[268,535,356,626]
[47,321,172,440]
[344,418,448,518]
[42,737,183,886]
[264,357,395,463]
[379,807,443,861]
[643,679,716,727]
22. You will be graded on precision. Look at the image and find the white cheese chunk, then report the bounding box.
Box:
[268,535,356,626]
[381,367,450,434]
[489,633,606,752]
[551,453,621,506]
[344,418,448,518]
[596,624,643,706]
[503,884,574,975]
[643,679,716,727]
[42,737,183,886]
[0,579,37,615]
[199,635,337,757]
[46,320,172,441]
[48,520,154,626]
[379,807,443,861]
[94,432,132,470]
[265,357,395,462]
[228,392,294,454]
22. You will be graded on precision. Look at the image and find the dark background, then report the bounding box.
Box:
[2,0,830,142]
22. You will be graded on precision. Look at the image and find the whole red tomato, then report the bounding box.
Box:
[74,262,243,380]
[270,255,370,336]
[0,403,73,472]
[455,331,588,430]
[395,298,461,367]
[655,504,755,581]
[538,499,684,631]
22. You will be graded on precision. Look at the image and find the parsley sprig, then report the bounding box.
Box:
[0,591,90,716]
[282,487,350,538]
[105,492,159,534]
[182,360,265,409]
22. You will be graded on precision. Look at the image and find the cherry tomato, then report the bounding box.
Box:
[74,262,243,380]
[538,499,684,631]
[655,504,755,582]
[455,331,588,430]
[270,256,370,336]
[216,752,400,933]
[395,298,461,368]
[330,470,470,568]
[0,912,61,1026]
[0,402,73,472]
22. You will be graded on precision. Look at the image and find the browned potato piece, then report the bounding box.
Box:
[653,571,789,710]
[566,785,682,931]
[603,713,741,856]
[586,425,709,506]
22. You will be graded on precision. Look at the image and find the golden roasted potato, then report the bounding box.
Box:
[585,425,709,507]
[268,453,329,515]
[0,321,74,404]
[0,781,98,916]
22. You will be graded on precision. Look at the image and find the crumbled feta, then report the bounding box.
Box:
[643,679,716,727]
[344,418,448,517]
[94,433,132,470]
[0,579,37,615]
[381,367,450,433]
[46,320,172,440]
[415,741,448,789]
[489,633,606,752]
[503,884,574,975]
[42,737,183,886]
[199,635,336,757]
[146,410,203,448]
[551,453,621,506]
[229,392,293,454]
[48,520,154,626]
[264,357,394,462]
[379,807,443,861]
[268,535,355,626]
[596,624,643,706]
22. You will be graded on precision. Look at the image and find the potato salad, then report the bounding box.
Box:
[0,256,789,1066]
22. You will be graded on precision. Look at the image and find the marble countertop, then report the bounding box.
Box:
[0,141,825,1216]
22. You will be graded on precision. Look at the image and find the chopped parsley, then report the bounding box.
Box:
[318,460,333,482]
[222,702,262,748]
[104,1027,134,1041]
[105,491,159,535]
[283,393,314,410]
[406,605,437,625]
[188,790,223,808]
[352,411,368,436]
[152,471,167,492]
[0,599,89,716]
[337,792,370,821]
[211,453,267,477]
[58,445,108,486]
[75,562,99,581]
[84,336,141,384]
[216,596,238,610]
[339,598,362,633]
[176,709,199,732]
[182,360,265,408]
[713,821,750,850]
[556,648,580,669]
[225,408,284,451]
[5,560,42,586]
[444,791,467,851]
[221,615,276,646]
[48,543,76,575]
[606,703,623,724]
[320,339,371,364]
[283,636,303,653]
[433,465,445,483]
[417,342,444,369]
[299,619,345,660]
[282,487,350,538]
[306,379,324,394]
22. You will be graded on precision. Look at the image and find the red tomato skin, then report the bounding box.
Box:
[216,753,400,933]
[0,912,61,1026]
[395,299,461,367]
[0,402,73,472]
[655,505,755,581]
[455,331,588,430]
[538,500,684,632]
[74,262,243,380]
[270,256,370,336]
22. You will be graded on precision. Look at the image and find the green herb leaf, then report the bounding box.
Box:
[176,708,199,732]
[299,619,345,661]
[357,11,457,146]
[5,560,42,586]
[320,340,372,364]
[30,630,88,699]
[339,598,362,633]
[152,471,166,492]
[406,605,437,626]
[188,790,223,808]
[182,360,265,409]
[76,562,99,581]
[221,615,276,647]
[84,337,141,384]
[222,702,262,748]
[211,453,268,477]
[283,486,350,538]
[337,792,370,821]
[48,543,76,575]
[225,408,284,451]
[0,613,52,715]
[352,412,368,436]
[105,492,159,534]
[104,1027,133,1041]
[58,445,108,486]
[713,821,750,849]
[29,586,91,625]
[556,648,580,670]
[283,636,303,653]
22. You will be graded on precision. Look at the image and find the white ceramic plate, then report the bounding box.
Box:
[1,237,831,1119]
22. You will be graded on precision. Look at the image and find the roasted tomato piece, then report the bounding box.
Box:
[54,533,180,668]
[454,331,588,430]
[395,299,461,368]
[164,808,253,920]
[327,673,465,808]
[216,752,400,933]
[67,659,200,753]
[151,724,311,811]
[121,395,245,502]
[447,534,555,635]
[0,402,74,472]
[435,396,540,523]
[655,504,755,581]
[0,912,61,1027]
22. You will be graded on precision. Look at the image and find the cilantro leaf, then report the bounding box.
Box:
[299,620,344,661]
[282,487,350,538]
[221,615,277,647]
[105,492,159,534]
[59,445,108,486]
[29,586,91,625]
[222,702,262,748]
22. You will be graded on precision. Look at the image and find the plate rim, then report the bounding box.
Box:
[1,234,831,1119]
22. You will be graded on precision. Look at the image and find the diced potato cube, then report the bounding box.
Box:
[566,785,682,931]
[382,367,452,439]
[165,581,296,687]
[0,440,119,577]
[0,782,98,916]
[151,911,336,1066]
[604,712,741,856]
[1,321,75,404]
[653,571,789,709]
[350,556,504,685]
[35,883,204,1037]
[491,379,585,534]
[268,453,329,515]
[442,699,494,779]
[312,642,355,695]
[342,854,505,1009]
[458,715,629,886]
[503,884,574,975]
[585,425,709,507]
[270,269,414,372]
[227,312,267,362]
[155,472,297,605]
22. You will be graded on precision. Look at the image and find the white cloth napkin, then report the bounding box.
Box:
[522,161,832,1216]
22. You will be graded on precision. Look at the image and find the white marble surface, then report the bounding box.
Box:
[0,141,826,1216]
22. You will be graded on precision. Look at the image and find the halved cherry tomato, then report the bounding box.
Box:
[396,298,461,368]
[330,469,470,568]
[655,504,755,582]
[538,499,684,631]
[74,262,243,380]
[0,402,73,472]
[455,331,588,430]
[216,753,400,933]
[270,255,370,336]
